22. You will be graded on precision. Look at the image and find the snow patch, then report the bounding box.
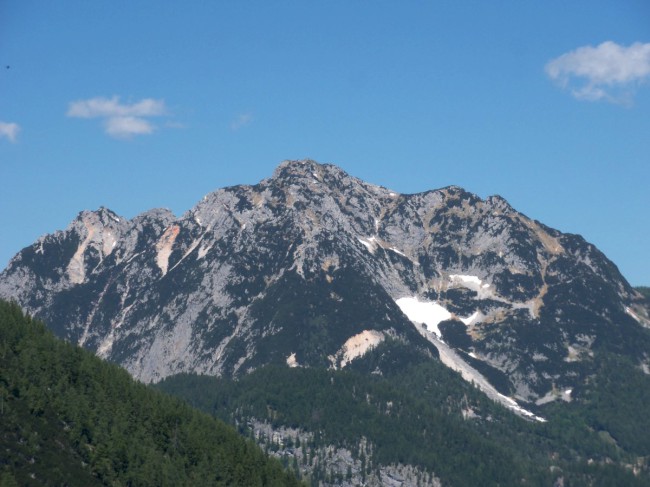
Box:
[399,297,546,422]
[460,310,480,326]
[447,274,495,301]
[625,306,642,323]
[536,387,574,406]
[395,297,451,339]
[449,274,490,292]
[389,247,406,257]
[450,274,482,285]
[357,236,378,254]
[497,393,547,422]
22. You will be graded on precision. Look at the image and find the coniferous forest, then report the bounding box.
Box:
[0,300,302,486]
[158,340,650,486]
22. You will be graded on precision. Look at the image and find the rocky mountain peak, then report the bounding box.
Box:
[484,194,514,214]
[135,207,176,222]
[268,159,392,200]
[1,160,648,411]
[77,206,122,224]
[69,207,127,237]
[272,158,316,175]
[272,159,339,181]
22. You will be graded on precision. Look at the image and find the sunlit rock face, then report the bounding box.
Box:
[1,159,648,405]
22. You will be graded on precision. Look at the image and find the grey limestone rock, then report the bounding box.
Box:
[1,159,648,403]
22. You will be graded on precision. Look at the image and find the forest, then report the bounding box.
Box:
[158,338,650,486]
[0,299,301,486]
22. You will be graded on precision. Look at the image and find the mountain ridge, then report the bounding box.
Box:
[1,159,648,411]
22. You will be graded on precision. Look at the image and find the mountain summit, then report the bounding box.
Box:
[1,159,648,413]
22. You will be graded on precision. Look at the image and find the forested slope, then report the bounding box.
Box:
[158,340,650,486]
[0,300,301,486]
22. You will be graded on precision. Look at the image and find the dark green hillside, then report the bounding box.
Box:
[0,300,301,487]
[158,341,650,486]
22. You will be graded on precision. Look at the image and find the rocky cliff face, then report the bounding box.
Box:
[2,159,648,408]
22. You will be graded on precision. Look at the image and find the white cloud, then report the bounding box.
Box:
[546,41,650,103]
[67,96,166,138]
[230,113,253,131]
[67,96,165,118]
[0,121,20,142]
[105,116,154,139]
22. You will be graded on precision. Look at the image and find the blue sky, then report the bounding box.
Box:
[1,1,649,285]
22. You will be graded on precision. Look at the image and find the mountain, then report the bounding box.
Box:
[1,160,649,411]
[0,160,650,402]
[3,159,650,485]
[0,299,301,486]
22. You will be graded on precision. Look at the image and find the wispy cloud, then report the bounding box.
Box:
[105,116,155,138]
[230,113,253,131]
[67,96,167,139]
[546,41,650,104]
[0,121,20,142]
